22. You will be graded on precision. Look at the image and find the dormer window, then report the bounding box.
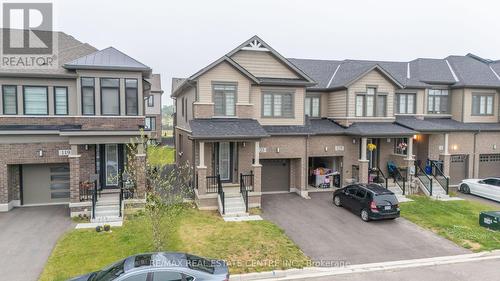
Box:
[213,83,236,116]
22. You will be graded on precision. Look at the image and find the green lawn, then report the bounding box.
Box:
[401,196,500,251]
[40,206,309,281]
[147,146,175,166]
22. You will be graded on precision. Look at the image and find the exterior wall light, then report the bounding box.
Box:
[325,146,328,152]
[452,144,458,151]
[493,144,497,150]
[38,150,43,157]
[352,138,356,144]
[276,147,280,153]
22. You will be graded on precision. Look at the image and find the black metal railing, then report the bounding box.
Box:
[216,175,225,215]
[240,171,254,192]
[79,182,93,202]
[119,172,124,218]
[352,165,359,182]
[92,183,97,219]
[393,167,406,195]
[430,160,449,194]
[240,173,251,212]
[370,168,389,190]
[415,161,433,196]
[206,175,219,193]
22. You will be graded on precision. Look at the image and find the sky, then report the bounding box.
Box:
[24,0,500,105]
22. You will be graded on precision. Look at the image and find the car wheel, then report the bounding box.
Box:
[333,196,342,207]
[460,184,470,194]
[361,209,370,222]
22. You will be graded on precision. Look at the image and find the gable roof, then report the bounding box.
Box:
[172,36,316,97]
[64,47,151,75]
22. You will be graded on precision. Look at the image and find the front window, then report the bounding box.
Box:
[81,77,95,115]
[101,78,120,115]
[428,89,449,114]
[305,96,320,117]
[355,87,386,117]
[472,94,494,116]
[396,93,416,114]
[23,86,48,115]
[2,85,17,115]
[213,83,236,116]
[394,138,408,155]
[125,79,138,115]
[54,87,68,115]
[262,92,293,117]
[145,116,156,130]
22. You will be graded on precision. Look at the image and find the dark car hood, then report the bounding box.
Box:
[66,272,95,281]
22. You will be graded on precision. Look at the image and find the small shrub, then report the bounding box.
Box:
[103,224,111,232]
[95,226,103,232]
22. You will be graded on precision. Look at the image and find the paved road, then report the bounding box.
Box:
[262,192,469,265]
[0,205,73,281]
[308,258,500,281]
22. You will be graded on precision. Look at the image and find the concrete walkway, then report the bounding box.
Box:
[262,192,469,265]
[0,205,73,281]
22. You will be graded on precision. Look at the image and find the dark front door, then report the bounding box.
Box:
[213,142,236,183]
[98,144,124,189]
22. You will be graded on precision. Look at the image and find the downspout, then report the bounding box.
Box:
[472,130,479,178]
[305,134,310,199]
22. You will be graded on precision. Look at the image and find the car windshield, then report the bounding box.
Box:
[92,260,126,281]
[373,194,398,205]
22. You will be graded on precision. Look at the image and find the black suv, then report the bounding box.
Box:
[333,183,400,222]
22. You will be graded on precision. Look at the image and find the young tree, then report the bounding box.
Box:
[125,134,193,251]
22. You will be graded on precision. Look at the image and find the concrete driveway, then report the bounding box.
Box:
[0,205,73,281]
[262,192,469,265]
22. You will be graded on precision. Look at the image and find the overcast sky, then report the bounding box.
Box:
[50,0,500,105]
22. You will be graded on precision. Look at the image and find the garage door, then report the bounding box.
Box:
[261,159,290,192]
[450,155,468,185]
[22,164,70,205]
[479,154,500,178]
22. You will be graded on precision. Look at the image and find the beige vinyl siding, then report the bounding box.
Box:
[175,86,195,131]
[0,77,77,116]
[327,90,347,118]
[416,89,425,115]
[251,85,305,125]
[231,50,299,79]
[450,89,464,122]
[196,61,251,104]
[347,70,396,117]
[462,88,499,123]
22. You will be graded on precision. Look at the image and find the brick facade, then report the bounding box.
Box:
[1,116,144,130]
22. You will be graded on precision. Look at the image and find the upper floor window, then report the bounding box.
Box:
[428,89,448,114]
[213,83,236,116]
[147,95,154,107]
[145,116,156,130]
[355,87,386,117]
[125,79,138,116]
[2,85,17,115]
[262,92,293,118]
[81,78,95,115]
[305,96,320,117]
[101,78,120,115]
[23,86,48,115]
[396,93,416,114]
[54,87,68,115]
[472,94,494,116]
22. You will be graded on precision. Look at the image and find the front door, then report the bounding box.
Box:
[98,144,125,188]
[213,142,236,183]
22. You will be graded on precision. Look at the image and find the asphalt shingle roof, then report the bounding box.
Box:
[396,116,500,132]
[189,119,269,139]
[344,122,417,137]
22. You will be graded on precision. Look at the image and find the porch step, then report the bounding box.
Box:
[91,216,122,223]
[223,186,240,194]
[95,209,120,217]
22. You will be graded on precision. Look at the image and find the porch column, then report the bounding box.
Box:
[441,133,451,177]
[404,137,415,182]
[358,137,369,183]
[68,145,81,203]
[252,141,262,194]
[197,141,207,196]
[135,143,147,198]
[0,163,9,205]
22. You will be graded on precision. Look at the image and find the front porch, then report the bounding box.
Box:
[194,140,262,215]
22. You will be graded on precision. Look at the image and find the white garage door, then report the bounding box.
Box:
[22,164,70,205]
[479,154,500,178]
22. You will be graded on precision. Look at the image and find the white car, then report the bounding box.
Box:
[459,177,500,202]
